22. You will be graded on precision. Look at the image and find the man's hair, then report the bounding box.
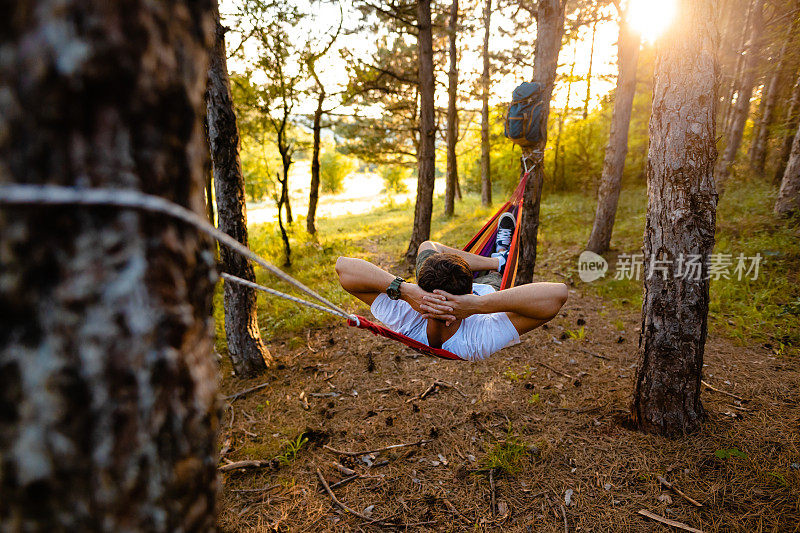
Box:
[417,253,472,295]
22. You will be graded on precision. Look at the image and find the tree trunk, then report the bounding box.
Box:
[515,0,565,285]
[586,19,641,254]
[307,89,325,234]
[444,0,459,217]
[632,0,718,436]
[715,0,764,191]
[0,1,218,529]
[480,0,493,207]
[749,18,797,176]
[775,121,800,215]
[721,0,754,133]
[774,70,800,184]
[207,4,271,378]
[404,0,436,266]
[583,21,597,120]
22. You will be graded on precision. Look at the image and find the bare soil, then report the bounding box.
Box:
[217,279,799,532]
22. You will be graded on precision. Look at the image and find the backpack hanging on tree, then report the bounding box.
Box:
[504,81,545,147]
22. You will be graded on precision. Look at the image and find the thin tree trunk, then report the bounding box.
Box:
[774,70,800,184]
[586,19,641,254]
[775,121,800,215]
[515,0,565,285]
[721,0,754,132]
[480,0,493,207]
[307,88,325,234]
[444,0,459,217]
[456,175,463,200]
[207,4,271,377]
[404,0,436,266]
[632,0,718,436]
[583,21,597,120]
[715,0,764,191]
[749,18,796,176]
[0,1,218,529]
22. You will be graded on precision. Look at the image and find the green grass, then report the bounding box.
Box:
[216,177,799,356]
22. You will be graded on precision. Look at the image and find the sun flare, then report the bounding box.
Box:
[627,0,677,41]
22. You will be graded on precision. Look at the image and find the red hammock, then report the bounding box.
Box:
[348,176,527,361]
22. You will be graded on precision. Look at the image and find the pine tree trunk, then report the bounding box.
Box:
[583,21,597,120]
[444,0,459,218]
[404,0,436,266]
[515,0,565,285]
[307,89,325,234]
[207,3,271,378]
[749,19,796,176]
[480,0,493,207]
[774,70,800,184]
[715,0,764,191]
[586,20,641,254]
[775,121,800,215]
[721,0,754,133]
[632,0,718,436]
[0,1,218,529]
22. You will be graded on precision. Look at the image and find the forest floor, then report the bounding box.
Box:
[214,179,800,532]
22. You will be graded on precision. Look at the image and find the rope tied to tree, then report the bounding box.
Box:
[0,184,359,326]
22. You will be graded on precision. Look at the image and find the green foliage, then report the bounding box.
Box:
[276,433,309,465]
[482,438,529,475]
[527,393,540,405]
[319,149,355,194]
[565,326,586,341]
[715,448,747,460]
[380,165,409,194]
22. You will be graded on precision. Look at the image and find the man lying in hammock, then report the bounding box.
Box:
[335,213,568,361]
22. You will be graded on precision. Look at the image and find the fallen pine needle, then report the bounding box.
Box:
[657,476,703,508]
[219,459,275,473]
[323,439,432,457]
[701,380,748,403]
[315,467,405,528]
[638,509,704,533]
[225,382,269,402]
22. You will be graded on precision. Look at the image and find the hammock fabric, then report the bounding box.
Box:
[349,175,528,361]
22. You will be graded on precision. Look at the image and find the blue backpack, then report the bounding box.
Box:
[504,81,545,147]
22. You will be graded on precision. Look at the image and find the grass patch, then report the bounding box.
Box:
[482,438,530,475]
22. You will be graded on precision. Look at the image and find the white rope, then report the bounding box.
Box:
[0,184,358,322]
[221,273,358,325]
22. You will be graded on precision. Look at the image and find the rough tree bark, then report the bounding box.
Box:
[207,2,271,377]
[586,17,641,254]
[0,0,218,529]
[775,121,800,215]
[480,0,493,207]
[632,0,718,436]
[715,0,764,191]
[444,0,460,217]
[515,0,566,285]
[748,18,797,176]
[774,70,800,184]
[404,0,436,267]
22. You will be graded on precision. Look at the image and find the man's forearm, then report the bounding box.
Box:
[476,283,567,320]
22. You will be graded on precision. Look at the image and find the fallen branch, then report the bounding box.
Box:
[316,467,401,527]
[406,380,468,403]
[536,361,581,384]
[578,348,610,360]
[657,476,703,508]
[701,380,748,403]
[560,504,568,533]
[637,509,704,533]
[225,382,269,402]
[323,439,432,457]
[218,459,276,473]
[489,468,497,517]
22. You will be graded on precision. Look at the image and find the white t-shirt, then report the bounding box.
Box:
[370,283,520,361]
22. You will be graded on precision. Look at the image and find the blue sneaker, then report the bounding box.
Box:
[495,212,516,253]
